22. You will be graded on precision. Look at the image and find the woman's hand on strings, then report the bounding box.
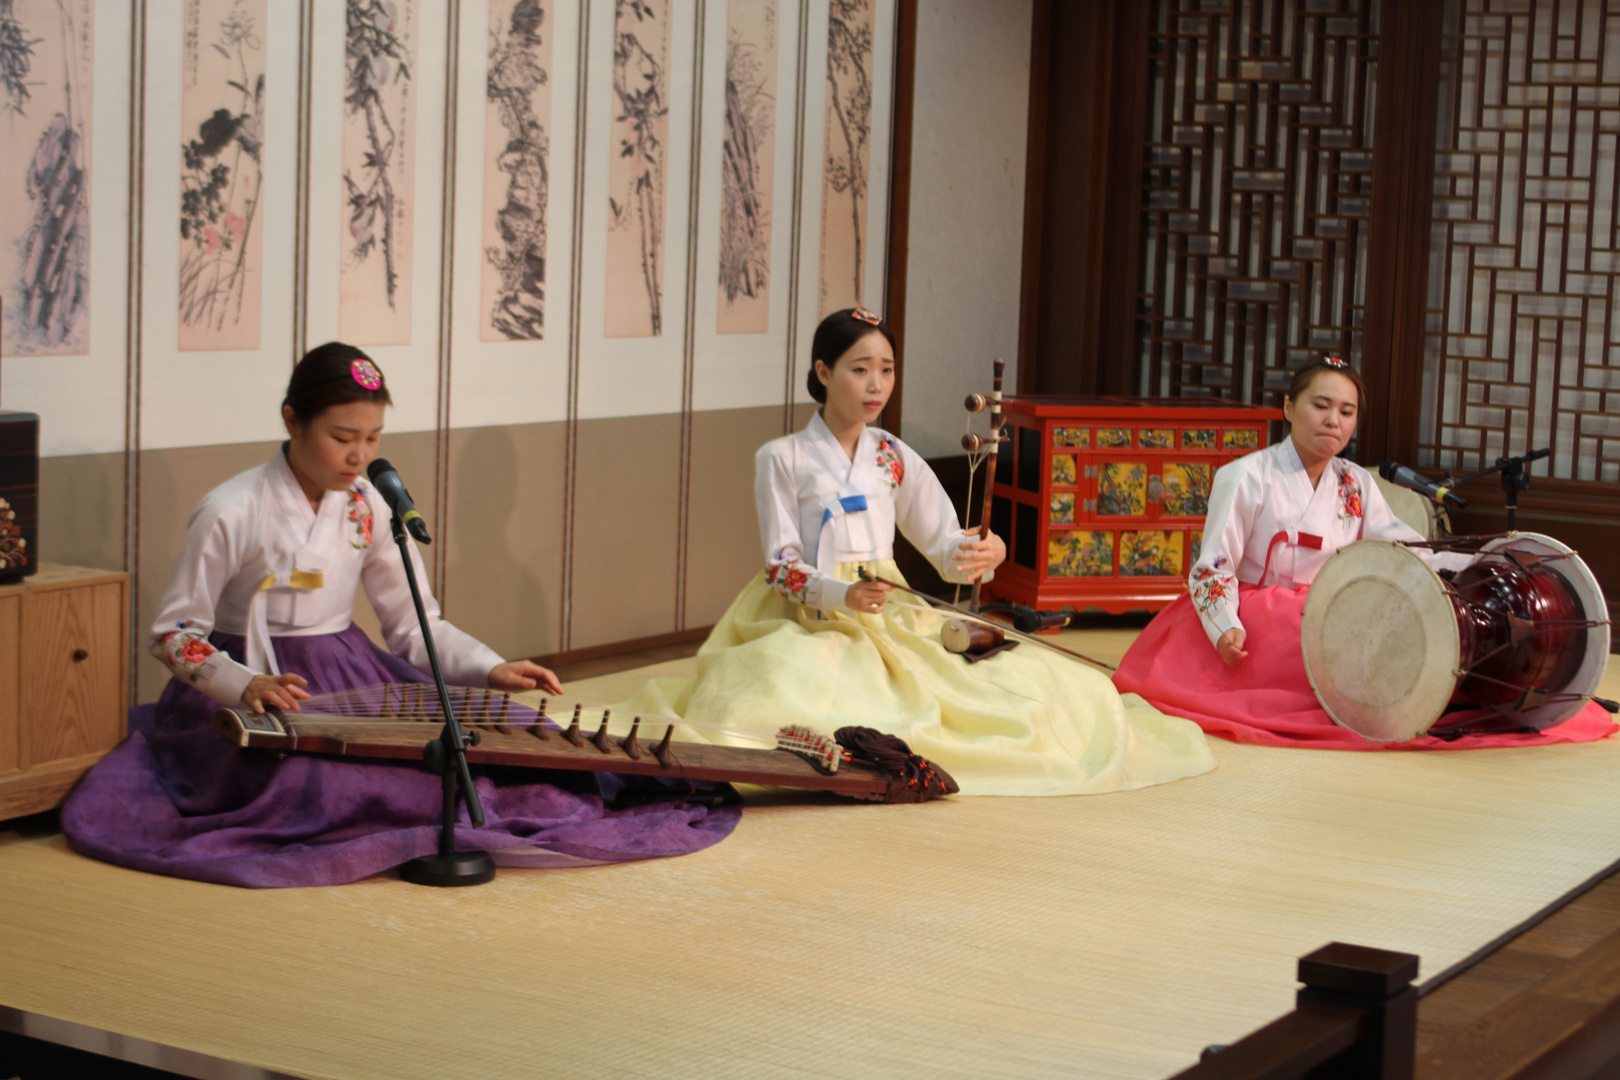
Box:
[489,660,563,695]
[242,673,311,714]
[953,531,1007,578]
[1217,628,1249,666]
[846,579,893,615]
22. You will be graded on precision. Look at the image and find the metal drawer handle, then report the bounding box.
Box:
[72,648,88,662]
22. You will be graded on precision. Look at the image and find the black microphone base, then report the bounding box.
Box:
[399,850,496,887]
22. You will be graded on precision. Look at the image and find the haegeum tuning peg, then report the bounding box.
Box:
[964,393,990,412]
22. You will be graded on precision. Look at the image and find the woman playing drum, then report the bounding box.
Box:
[1112,357,1616,749]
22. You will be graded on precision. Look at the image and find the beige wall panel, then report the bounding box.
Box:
[39,454,126,573]
[443,422,568,661]
[569,414,682,650]
[684,407,785,627]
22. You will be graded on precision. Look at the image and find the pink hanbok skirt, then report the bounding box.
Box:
[1112,584,1617,750]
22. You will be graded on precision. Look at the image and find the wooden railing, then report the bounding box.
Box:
[1170,942,1418,1080]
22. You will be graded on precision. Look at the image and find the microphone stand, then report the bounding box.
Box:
[1444,447,1550,532]
[388,512,496,887]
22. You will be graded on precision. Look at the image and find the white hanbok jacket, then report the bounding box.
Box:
[1190,438,1470,647]
[755,412,988,611]
[151,448,503,707]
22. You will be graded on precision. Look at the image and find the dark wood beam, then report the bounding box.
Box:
[1361,0,1445,467]
[1018,0,1152,397]
[881,0,920,436]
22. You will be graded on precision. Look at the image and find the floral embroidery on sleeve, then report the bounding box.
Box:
[1190,565,1235,616]
[347,486,375,548]
[156,621,218,681]
[876,437,904,488]
[1337,469,1363,521]
[766,561,812,603]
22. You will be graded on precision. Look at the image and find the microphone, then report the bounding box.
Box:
[1378,461,1469,510]
[366,459,432,544]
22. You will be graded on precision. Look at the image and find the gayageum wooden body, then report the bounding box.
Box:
[212,688,956,804]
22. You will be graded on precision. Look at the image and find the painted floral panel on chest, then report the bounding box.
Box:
[987,397,1284,614]
[0,564,129,820]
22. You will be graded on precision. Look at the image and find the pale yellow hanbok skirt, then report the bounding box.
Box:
[622,561,1216,796]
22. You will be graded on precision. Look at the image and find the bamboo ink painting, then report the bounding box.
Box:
[817,0,872,318]
[341,0,417,346]
[717,0,776,335]
[604,0,669,339]
[179,0,267,352]
[481,0,551,342]
[0,0,92,357]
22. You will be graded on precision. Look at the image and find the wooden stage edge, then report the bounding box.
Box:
[0,1001,300,1080]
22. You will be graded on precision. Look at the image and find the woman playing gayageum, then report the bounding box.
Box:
[1112,356,1616,749]
[627,309,1215,795]
[63,344,737,885]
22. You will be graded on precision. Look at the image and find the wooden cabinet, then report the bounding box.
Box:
[987,397,1284,613]
[0,564,129,820]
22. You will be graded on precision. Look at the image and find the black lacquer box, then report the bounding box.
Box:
[0,411,39,582]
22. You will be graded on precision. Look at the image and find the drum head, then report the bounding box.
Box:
[1301,541,1460,742]
[1476,532,1611,729]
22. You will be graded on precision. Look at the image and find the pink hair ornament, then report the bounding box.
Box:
[851,307,883,326]
[350,358,383,390]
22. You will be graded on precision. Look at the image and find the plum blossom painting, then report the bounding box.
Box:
[481,0,551,342]
[179,0,266,352]
[716,0,776,334]
[0,0,92,357]
[817,0,871,318]
[604,0,669,338]
[340,0,417,346]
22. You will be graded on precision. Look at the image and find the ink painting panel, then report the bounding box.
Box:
[716,0,777,335]
[604,0,671,339]
[816,0,873,318]
[179,0,268,352]
[339,0,418,346]
[0,0,93,357]
[480,0,552,343]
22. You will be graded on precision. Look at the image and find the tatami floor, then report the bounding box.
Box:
[0,629,1616,1080]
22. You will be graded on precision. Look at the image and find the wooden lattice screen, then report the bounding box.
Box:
[1136,0,1381,405]
[1419,0,1620,483]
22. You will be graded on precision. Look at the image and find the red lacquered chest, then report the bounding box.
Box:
[984,396,1284,614]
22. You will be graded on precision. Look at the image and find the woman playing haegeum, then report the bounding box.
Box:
[1111,357,1617,749]
[62,344,737,886]
[624,309,1215,796]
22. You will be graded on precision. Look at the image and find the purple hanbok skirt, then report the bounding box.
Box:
[61,624,740,887]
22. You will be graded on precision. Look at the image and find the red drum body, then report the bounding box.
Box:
[1448,557,1587,711]
[1301,533,1609,742]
